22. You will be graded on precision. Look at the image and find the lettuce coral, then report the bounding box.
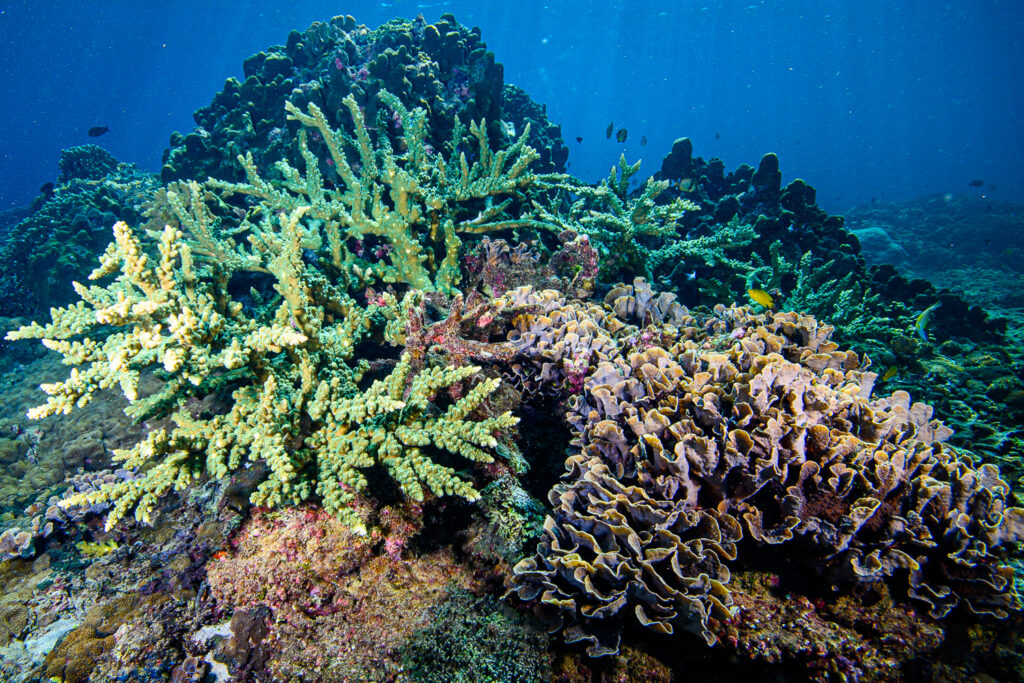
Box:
[505,281,1024,656]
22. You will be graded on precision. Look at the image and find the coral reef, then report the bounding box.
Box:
[844,194,1024,485]
[845,193,1024,309]
[711,571,945,681]
[649,137,1024,495]
[533,154,706,284]
[206,88,555,292]
[206,504,479,681]
[0,349,147,561]
[652,138,1003,345]
[8,218,517,529]
[1,11,1022,683]
[6,79,566,531]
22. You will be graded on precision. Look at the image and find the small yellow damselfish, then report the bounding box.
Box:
[747,288,774,309]
[881,366,899,381]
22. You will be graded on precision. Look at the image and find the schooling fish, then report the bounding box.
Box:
[640,135,648,146]
[968,179,984,188]
[605,122,614,138]
[915,302,942,341]
[715,131,721,140]
[88,126,109,137]
[576,136,583,143]
[747,288,774,309]
[616,128,628,143]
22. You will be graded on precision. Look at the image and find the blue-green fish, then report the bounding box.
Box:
[915,302,941,341]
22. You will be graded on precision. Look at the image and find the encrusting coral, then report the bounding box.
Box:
[505,279,1024,657]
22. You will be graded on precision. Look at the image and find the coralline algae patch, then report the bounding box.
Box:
[204,505,479,681]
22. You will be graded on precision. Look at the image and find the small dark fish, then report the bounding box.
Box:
[88,126,109,137]
[605,122,614,139]
[968,179,984,187]
[576,136,583,143]
[39,182,54,195]
[640,135,648,146]
[616,128,628,143]
[714,132,721,140]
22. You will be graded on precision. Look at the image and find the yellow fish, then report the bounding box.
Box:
[881,366,898,381]
[747,288,774,309]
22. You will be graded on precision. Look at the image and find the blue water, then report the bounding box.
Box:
[0,1,1021,214]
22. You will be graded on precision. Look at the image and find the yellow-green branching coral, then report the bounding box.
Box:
[8,218,516,531]
[202,89,557,293]
[48,352,515,532]
[5,220,352,528]
[6,221,286,419]
[309,354,519,528]
[16,221,309,392]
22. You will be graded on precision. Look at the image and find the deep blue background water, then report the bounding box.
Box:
[0,1,1020,215]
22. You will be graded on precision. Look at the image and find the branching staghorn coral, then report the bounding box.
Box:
[7,218,518,530]
[308,354,519,526]
[190,90,559,293]
[532,155,705,283]
[746,241,910,354]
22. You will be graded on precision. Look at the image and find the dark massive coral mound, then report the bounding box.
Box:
[161,13,568,186]
[0,146,159,317]
[653,138,1004,345]
[505,280,1024,658]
